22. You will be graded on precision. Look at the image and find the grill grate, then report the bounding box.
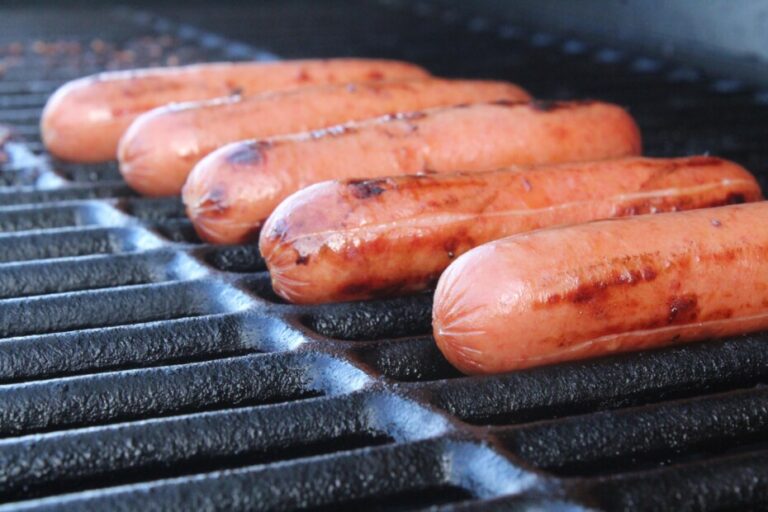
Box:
[1,1,768,510]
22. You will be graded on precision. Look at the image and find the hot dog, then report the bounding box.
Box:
[184,100,642,244]
[260,156,761,304]
[41,59,430,163]
[118,79,531,196]
[433,200,768,374]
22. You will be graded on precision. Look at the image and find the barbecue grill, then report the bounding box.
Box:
[1,1,767,510]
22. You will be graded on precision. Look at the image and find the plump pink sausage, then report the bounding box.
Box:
[118,79,530,196]
[433,201,768,374]
[184,100,642,244]
[41,59,430,162]
[260,156,761,304]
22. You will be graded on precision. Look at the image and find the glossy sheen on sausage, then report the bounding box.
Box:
[260,156,761,304]
[118,79,531,196]
[41,59,430,163]
[184,100,642,244]
[433,200,768,375]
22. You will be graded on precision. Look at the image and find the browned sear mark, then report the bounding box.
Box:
[348,178,387,199]
[667,294,699,324]
[545,265,658,305]
[367,69,384,80]
[226,141,272,166]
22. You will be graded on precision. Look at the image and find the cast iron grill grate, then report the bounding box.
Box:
[1,1,767,510]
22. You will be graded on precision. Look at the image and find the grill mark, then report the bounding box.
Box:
[226,141,272,166]
[338,272,440,299]
[348,178,388,199]
[544,264,658,306]
[366,69,384,80]
[613,187,756,216]
[668,294,699,323]
[637,157,723,190]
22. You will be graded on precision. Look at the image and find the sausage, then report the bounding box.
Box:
[433,200,768,375]
[260,156,761,304]
[118,79,531,196]
[184,100,642,244]
[41,58,429,163]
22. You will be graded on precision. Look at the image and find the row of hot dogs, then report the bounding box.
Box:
[40,58,768,375]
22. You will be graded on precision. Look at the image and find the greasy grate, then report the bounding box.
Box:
[0,1,767,511]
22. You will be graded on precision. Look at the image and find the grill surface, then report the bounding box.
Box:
[1,1,768,510]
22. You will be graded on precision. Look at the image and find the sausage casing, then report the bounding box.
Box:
[260,156,761,304]
[118,79,530,196]
[41,59,429,162]
[184,100,642,244]
[433,201,768,374]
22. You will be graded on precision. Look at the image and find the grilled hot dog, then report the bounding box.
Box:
[41,59,429,162]
[433,200,768,374]
[260,156,761,304]
[118,79,531,196]
[184,100,642,244]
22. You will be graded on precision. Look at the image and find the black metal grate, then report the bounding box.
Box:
[1,1,767,510]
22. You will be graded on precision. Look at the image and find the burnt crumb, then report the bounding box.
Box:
[229,86,243,97]
[522,177,532,192]
[226,141,272,166]
[726,193,746,205]
[668,294,699,324]
[453,103,470,109]
[295,254,310,265]
[348,178,387,199]
[711,218,722,228]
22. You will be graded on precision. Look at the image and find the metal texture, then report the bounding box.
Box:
[0,1,767,510]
